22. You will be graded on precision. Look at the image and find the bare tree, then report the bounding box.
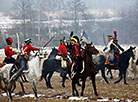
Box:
[67,0,87,34]
[12,0,36,41]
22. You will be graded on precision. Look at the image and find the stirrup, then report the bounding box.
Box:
[71,71,76,79]
[22,69,29,74]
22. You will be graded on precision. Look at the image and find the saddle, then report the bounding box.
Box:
[55,55,67,68]
[9,63,29,83]
[71,60,84,79]
[0,63,6,68]
[105,55,114,66]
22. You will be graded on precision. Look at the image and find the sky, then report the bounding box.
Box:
[0,0,136,12]
[85,0,136,9]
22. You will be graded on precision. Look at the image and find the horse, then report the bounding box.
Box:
[0,58,25,95]
[39,47,68,88]
[0,51,43,101]
[68,42,99,96]
[94,46,136,84]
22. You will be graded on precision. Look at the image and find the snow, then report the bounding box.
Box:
[68,96,89,100]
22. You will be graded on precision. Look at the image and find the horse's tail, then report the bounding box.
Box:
[39,59,48,81]
[0,73,5,90]
[136,58,138,65]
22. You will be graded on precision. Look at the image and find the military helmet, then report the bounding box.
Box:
[24,38,31,44]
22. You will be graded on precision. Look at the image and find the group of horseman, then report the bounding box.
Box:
[1,30,124,81]
[2,37,39,81]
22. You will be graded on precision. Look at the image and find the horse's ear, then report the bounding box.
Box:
[132,46,136,50]
[86,42,88,46]
[91,42,93,45]
[130,46,136,50]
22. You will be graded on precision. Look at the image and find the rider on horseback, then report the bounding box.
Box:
[109,31,124,66]
[57,40,67,59]
[56,40,68,68]
[3,37,17,64]
[71,36,83,74]
[11,38,39,81]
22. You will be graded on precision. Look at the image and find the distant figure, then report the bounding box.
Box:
[19,42,22,50]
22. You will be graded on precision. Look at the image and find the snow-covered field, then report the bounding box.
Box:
[0,44,138,57]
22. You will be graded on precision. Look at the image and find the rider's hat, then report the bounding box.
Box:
[24,38,31,44]
[73,36,79,44]
[71,37,78,43]
[113,30,118,41]
[60,40,65,45]
[113,30,117,38]
[6,37,13,45]
[107,35,112,39]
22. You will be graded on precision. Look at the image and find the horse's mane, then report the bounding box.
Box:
[120,47,131,56]
[48,48,58,59]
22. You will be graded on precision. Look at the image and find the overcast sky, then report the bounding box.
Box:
[0,0,136,12]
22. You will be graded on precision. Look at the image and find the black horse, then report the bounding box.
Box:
[94,46,136,84]
[39,47,68,88]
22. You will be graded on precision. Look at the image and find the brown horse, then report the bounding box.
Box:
[68,42,99,96]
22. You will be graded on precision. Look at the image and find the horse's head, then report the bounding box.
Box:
[85,42,99,55]
[129,46,136,60]
[48,47,58,59]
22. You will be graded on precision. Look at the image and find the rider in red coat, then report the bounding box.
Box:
[12,38,39,81]
[71,37,82,73]
[57,40,67,58]
[3,37,16,64]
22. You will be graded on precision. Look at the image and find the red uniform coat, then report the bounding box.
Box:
[5,46,15,58]
[57,45,67,56]
[71,44,81,57]
[21,45,39,55]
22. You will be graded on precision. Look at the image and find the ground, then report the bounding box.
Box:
[0,73,138,102]
[0,48,138,102]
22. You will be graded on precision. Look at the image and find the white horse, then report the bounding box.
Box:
[0,51,44,101]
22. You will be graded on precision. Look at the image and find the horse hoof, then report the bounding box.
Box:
[95,93,98,96]
[124,83,128,85]
[81,93,83,96]
[77,82,81,86]
[47,86,53,89]
[62,84,65,88]
[114,82,118,84]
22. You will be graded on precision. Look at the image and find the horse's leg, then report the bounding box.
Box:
[81,77,86,96]
[72,76,79,96]
[8,81,14,101]
[32,80,38,100]
[11,81,16,93]
[61,72,67,88]
[91,74,98,96]
[47,72,54,88]
[107,69,113,79]
[20,82,26,94]
[101,68,109,84]
[44,73,49,88]
[114,70,123,84]
[124,71,128,85]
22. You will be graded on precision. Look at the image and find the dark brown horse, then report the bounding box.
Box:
[68,42,99,96]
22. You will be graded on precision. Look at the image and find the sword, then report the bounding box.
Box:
[43,35,56,47]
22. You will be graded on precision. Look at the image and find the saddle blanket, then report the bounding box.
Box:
[105,55,115,66]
